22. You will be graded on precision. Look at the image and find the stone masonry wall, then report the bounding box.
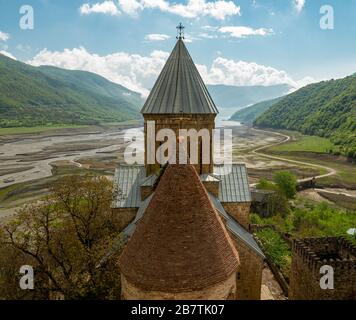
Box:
[289,237,356,300]
[121,273,237,300]
[144,114,216,176]
[222,202,251,230]
[141,186,154,201]
[202,181,219,197]
[112,208,137,232]
[226,230,263,300]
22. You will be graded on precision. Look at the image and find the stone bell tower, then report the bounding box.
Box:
[141,23,218,176]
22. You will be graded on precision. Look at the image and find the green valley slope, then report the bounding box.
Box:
[0,54,143,127]
[230,97,283,123]
[254,74,356,152]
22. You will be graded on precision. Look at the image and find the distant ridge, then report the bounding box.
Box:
[0,53,143,127]
[207,83,291,116]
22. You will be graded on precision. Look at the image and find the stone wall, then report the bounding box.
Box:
[121,273,237,300]
[289,237,356,300]
[202,181,219,197]
[141,186,154,201]
[226,230,263,300]
[222,202,251,230]
[112,208,138,232]
[143,114,216,176]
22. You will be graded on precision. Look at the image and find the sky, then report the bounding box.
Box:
[0,0,355,96]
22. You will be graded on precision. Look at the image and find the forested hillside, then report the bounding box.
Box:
[254,74,356,155]
[0,54,143,127]
[230,97,283,123]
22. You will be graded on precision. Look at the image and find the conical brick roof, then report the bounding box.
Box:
[119,164,239,292]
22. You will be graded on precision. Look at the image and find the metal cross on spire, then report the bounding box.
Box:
[176,22,185,40]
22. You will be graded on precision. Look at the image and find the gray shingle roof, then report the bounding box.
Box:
[141,39,218,115]
[111,165,145,208]
[112,164,251,208]
[140,174,157,187]
[122,194,154,241]
[200,173,220,182]
[214,164,251,203]
[209,194,265,258]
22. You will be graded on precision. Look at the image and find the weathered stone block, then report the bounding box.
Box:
[222,202,251,230]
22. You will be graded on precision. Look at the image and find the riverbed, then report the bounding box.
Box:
[0,125,147,189]
[0,120,244,189]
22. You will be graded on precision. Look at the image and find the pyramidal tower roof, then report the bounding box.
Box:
[119,164,239,292]
[141,38,219,115]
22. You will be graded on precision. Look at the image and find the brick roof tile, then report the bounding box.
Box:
[119,164,239,292]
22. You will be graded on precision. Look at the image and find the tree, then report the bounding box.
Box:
[0,174,122,300]
[256,178,290,216]
[256,178,277,191]
[273,171,297,199]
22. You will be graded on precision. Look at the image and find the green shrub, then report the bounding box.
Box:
[255,228,291,278]
[273,171,297,199]
[253,202,356,244]
[256,177,291,216]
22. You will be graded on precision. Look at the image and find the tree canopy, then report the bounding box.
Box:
[0,174,123,300]
[254,74,356,157]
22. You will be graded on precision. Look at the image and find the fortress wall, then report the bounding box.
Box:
[289,237,356,300]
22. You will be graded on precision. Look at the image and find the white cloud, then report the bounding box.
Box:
[294,0,305,12]
[197,57,314,88]
[83,0,241,20]
[199,32,218,39]
[183,34,200,43]
[27,46,315,99]
[144,34,170,41]
[201,25,219,31]
[293,76,315,89]
[80,1,121,16]
[118,0,143,16]
[0,31,10,42]
[155,0,241,20]
[27,47,169,97]
[0,50,16,60]
[219,26,273,38]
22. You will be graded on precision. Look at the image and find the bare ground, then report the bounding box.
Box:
[0,123,354,221]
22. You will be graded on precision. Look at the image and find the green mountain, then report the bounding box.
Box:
[254,74,356,151]
[0,54,143,127]
[207,84,291,117]
[230,97,283,123]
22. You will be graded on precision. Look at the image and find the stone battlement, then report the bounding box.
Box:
[292,237,356,272]
[290,237,356,300]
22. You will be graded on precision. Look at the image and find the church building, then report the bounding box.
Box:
[112,24,265,300]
